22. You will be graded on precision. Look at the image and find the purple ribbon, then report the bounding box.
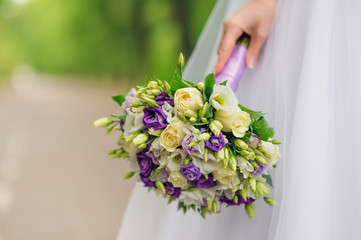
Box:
[215,39,248,92]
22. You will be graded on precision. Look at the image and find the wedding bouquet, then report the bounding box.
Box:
[94,43,281,218]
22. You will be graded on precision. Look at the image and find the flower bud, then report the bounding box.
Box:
[234,139,248,149]
[264,197,279,207]
[163,81,171,93]
[216,148,225,162]
[271,139,283,145]
[199,102,209,118]
[257,182,270,195]
[204,148,208,162]
[126,130,142,142]
[143,97,160,107]
[197,82,205,90]
[250,161,259,170]
[147,81,159,89]
[240,189,247,201]
[147,89,161,96]
[148,128,163,136]
[198,133,211,141]
[188,140,198,147]
[189,117,197,123]
[123,171,135,179]
[210,120,223,136]
[93,117,113,128]
[138,143,147,149]
[233,194,239,204]
[255,154,267,164]
[245,203,256,218]
[212,199,217,214]
[229,155,237,171]
[232,184,240,193]
[178,53,185,70]
[132,133,149,145]
[201,117,208,124]
[249,178,256,191]
[156,180,166,194]
[184,157,190,165]
[185,110,198,118]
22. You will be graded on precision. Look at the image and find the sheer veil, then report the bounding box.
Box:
[117,0,361,239]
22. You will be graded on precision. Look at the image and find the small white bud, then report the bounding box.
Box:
[93,117,113,128]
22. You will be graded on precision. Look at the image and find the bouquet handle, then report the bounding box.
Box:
[215,33,250,92]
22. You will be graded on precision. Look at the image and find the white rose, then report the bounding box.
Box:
[212,166,237,185]
[215,107,251,138]
[168,171,188,189]
[160,120,186,152]
[210,84,239,110]
[174,87,203,115]
[261,141,281,166]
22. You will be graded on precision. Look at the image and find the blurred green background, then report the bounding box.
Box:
[0,1,218,239]
[0,0,217,85]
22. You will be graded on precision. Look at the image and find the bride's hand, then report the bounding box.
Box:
[213,0,277,74]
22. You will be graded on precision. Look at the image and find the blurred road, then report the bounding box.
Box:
[0,70,135,240]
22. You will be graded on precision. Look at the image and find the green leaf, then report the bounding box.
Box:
[168,197,176,205]
[262,174,273,188]
[112,94,126,107]
[253,116,274,141]
[238,104,263,124]
[111,114,126,122]
[203,73,216,102]
[203,105,214,119]
[220,80,228,86]
[170,71,196,95]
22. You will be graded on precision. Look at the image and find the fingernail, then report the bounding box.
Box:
[248,59,256,69]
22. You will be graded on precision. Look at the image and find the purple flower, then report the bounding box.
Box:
[143,107,168,130]
[219,191,255,206]
[253,163,268,176]
[157,168,169,183]
[180,162,202,181]
[137,150,156,177]
[181,134,198,156]
[164,182,181,198]
[140,174,156,187]
[191,174,217,189]
[145,151,160,165]
[155,92,174,106]
[205,132,225,152]
[121,88,136,114]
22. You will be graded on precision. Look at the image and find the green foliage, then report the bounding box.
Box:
[0,0,217,81]
[112,94,126,107]
[263,174,273,188]
[253,116,274,141]
[203,73,215,102]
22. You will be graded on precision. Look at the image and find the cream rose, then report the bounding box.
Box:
[212,167,237,185]
[168,171,188,189]
[210,84,239,110]
[174,87,203,115]
[160,120,186,152]
[215,107,251,138]
[261,141,281,166]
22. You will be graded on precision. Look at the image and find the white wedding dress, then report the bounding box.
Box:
[117,0,361,239]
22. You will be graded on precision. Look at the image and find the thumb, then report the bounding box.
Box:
[246,34,266,69]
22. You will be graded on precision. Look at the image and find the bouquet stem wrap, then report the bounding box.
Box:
[215,34,250,92]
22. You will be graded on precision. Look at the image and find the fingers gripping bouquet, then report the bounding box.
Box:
[94,52,281,218]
